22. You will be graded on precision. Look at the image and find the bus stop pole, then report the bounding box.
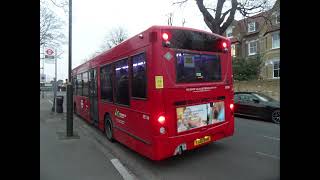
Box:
[42,47,45,99]
[66,0,74,137]
[52,49,57,112]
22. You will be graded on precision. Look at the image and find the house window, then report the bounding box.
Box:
[248,40,258,55]
[273,60,280,78]
[231,44,236,57]
[273,11,280,24]
[276,14,280,24]
[226,27,233,38]
[272,32,280,49]
[248,22,256,32]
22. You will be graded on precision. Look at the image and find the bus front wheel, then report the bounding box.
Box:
[105,115,115,142]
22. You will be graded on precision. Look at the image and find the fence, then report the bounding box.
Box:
[233,79,280,101]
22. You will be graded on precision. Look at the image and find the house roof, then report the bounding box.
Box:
[263,22,280,36]
[236,11,269,37]
[229,36,240,43]
[231,0,280,37]
[262,0,280,35]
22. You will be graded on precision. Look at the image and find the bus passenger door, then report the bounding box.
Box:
[89,68,99,127]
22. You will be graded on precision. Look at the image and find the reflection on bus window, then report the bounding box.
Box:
[77,74,82,96]
[176,53,221,83]
[132,53,146,98]
[115,59,129,105]
[82,72,89,97]
[100,64,113,102]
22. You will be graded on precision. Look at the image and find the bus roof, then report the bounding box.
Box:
[72,25,228,74]
[149,25,228,39]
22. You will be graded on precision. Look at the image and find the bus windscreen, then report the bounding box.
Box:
[176,53,221,83]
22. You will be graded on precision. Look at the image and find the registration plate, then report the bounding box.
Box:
[194,136,211,146]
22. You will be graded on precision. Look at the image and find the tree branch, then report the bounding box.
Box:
[49,0,68,8]
[40,5,65,48]
[215,0,225,20]
[237,0,267,17]
[206,8,216,12]
[172,0,189,6]
[220,0,238,34]
[218,9,231,24]
[195,0,217,33]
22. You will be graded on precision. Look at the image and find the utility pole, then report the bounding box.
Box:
[66,0,74,137]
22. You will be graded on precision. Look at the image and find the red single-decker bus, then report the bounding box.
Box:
[72,25,234,160]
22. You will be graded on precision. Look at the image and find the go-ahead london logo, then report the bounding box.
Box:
[115,109,127,118]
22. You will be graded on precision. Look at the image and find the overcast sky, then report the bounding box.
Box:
[41,0,275,81]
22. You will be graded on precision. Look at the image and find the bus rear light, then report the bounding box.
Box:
[230,103,234,111]
[222,42,227,48]
[158,115,166,124]
[162,33,169,41]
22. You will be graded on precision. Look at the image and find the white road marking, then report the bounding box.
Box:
[262,135,280,141]
[81,125,136,180]
[111,158,135,180]
[48,100,53,105]
[256,152,280,160]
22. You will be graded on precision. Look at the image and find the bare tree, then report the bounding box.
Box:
[81,27,128,63]
[41,0,69,14]
[40,2,66,50]
[48,0,68,9]
[173,0,273,35]
[182,18,186,26]
[167,13,174,26]
[100,26,128,51]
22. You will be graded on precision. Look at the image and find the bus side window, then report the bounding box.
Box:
[115,58,130,105]
[72,76,77,95]
[100,64,113,102]
[82,72,89,97]
[77,74,82,96]
[132,53,146,99]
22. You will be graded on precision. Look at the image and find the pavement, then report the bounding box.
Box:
[40,95,135,180]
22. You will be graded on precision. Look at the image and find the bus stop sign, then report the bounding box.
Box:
[45,48,55,59]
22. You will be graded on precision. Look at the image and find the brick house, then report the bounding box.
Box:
[224,0,280,79]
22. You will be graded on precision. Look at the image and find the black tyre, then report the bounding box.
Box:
[105,115,115,142]
[271,109,280,124]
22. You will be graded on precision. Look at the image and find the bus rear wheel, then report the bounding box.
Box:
[105,115,115,142]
